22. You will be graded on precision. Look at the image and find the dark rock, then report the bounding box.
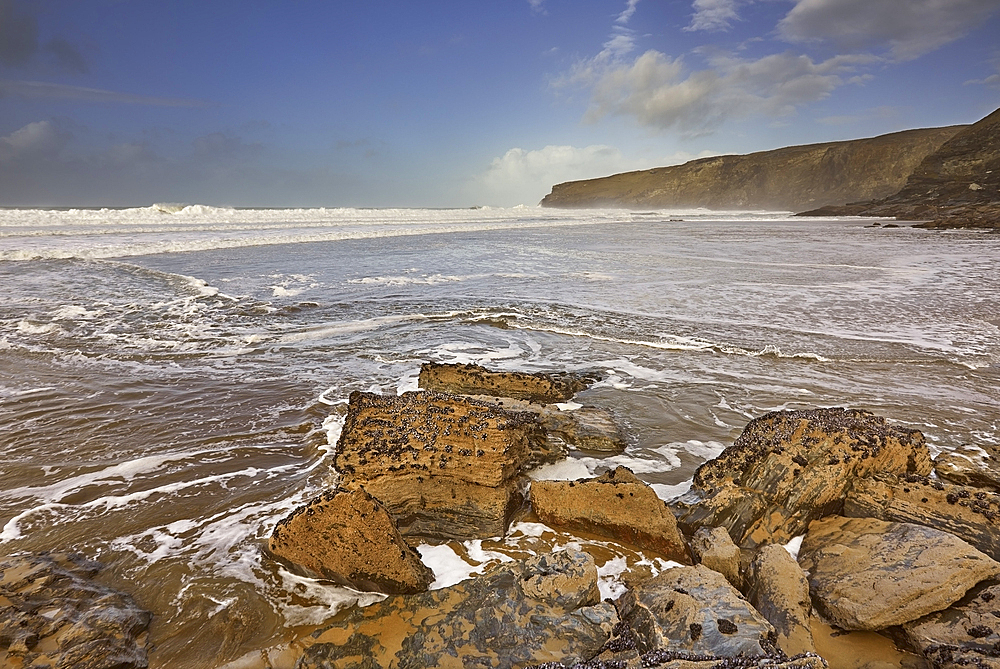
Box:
[844,473,1000,561]
[266,487,434,594]
[690,526,742,589]
[616,563,778,658]
[746,544,817,657]
[419,362,593,404]
[298,549,617,669]
[935,445,1000,490]
[903,582,1000,669]
[0,552,151,669]
[540,126,962,211]
[798,515,1000,630]
[334,390,541,541]
[671,408,931,548]
[531,466,691,563]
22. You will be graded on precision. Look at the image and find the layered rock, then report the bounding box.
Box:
[844,473,1000,561]
[746,544,816,657]
[798,515,1000,631]
[531,466,690,563]
[265,487,434,594]
[690,526,741,589]
[671,408,931,548]
[0,552,152,669]
[419,362,592,404]
[540,126,962,211]
[334,390,541,541]
[298,550,617,669]
[903,582,1000,669]
[616,563,778,657]
[935,444,1000,490]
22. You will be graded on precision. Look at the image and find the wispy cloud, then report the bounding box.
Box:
[685,0,742,32]
[0,80,211,107]
[527,0,547,15]
[778,0,1000,61]
[616,0,641,24]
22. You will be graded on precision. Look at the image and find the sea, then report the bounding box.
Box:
[1,204,997,667]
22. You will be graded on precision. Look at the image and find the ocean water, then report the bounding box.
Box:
[1,205,998,666]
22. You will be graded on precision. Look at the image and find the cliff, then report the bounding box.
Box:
[801,107,1000,228]
[540,126,964,212]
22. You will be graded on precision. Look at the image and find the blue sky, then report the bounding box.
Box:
[1,0,999,208]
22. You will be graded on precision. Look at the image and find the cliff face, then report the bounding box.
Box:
[540,127,964,212]
[801,107,1000,228]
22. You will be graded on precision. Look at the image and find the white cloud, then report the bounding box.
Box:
[0,120,69,161]
[778,0,1000,61]
[567,48,875,134]
[686,0,742,32]
[616,0,641,24]
[527,0,546,14]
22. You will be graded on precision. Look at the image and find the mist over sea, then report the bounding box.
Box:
[1,205,998,666]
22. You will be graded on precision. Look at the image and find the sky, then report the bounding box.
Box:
[1,0,999,208]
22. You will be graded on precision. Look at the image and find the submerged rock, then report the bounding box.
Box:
[903,581,1000,669]
[334,390,541,541]
[747,544,817,657]
[419,362,593,404]
[671,408,931,548]
[266,487,434,594]
[616,563,778,658]
[798,515,1000,631]
[298,549,617,669]
[844,473,1000,561]
[531,466,690,563]
[0,552,152,669]
[690,526,742,589]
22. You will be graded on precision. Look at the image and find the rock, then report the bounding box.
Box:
[531,466,690,563]
[747,544,817,657]
[935,445,1000,490]
[266,487,434,594]
[844,473,1000,561]
[540,126,962,211]
[0,552,151,669]
[334,390,541,541]
[419,362,593,404]
[902,581,1000,669]
[617,563,778,658]
[298,549,617,669]
[798,515,1000,631]
[690,526,742,589]
[671,408,931,548]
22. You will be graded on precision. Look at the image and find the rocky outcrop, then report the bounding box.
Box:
[265,487,434,594]
[419,362,592,404]
[746,544,816,657]
[298,550,617,669]
[801,107,1000,228]
[334,390,541,541]
[935,444,1000,490]
[617,563,778,658]
[0,552,152,669]
[540,126,962,211]
[690,526,741,589]
[531,466,691,563]
[671,408,931,548]
[844,474,1000,561]
[798,515,1000,631]
[902,582,1000,669]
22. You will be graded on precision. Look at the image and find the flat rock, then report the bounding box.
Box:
[617,563,778,658]
[690,526,742,589]
[935,445,1000,490]
[671,408,931,548]
[334,390,541,541]
[419,362,593,404]
[903,581,1000,669]
[798,515,1000,631]
[0,552,152,669]
[298,549,617,669]
[747,544,817,657]
[531,466,690,563]
[844,473,1000,561]
[266,487,434,594]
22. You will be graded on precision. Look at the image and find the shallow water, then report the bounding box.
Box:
[0,206,997,666]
